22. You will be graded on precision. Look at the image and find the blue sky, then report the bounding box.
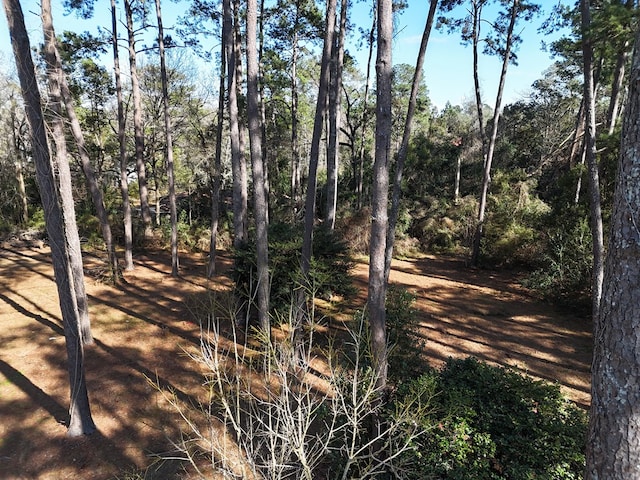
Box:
[375,0,568,110]
[0,0,567,111]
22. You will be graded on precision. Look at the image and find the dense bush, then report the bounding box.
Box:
[394,357,587,479]
[386,285,427,380]
[232,222,354,315]
[481,170,549,268]
[525,213,593,307]
[409,195,478,253]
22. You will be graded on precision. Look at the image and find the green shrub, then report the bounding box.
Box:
[27,207,46,231]
[524,211,593,308]
[394,357,587,479]
[410,195,478,253]
[232,223,354,314]
[386,285,427,380]
[481,170,549,267]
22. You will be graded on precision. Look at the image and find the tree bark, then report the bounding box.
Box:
[154,0,179,277]
[606,42,630,135]
[10,99,28,224]
[454,151,462,203]
[4,0,96,436]
[384,0,438,284]
[472,0,487,165]
[356,9,376,211]
[42,5,119,281]
[325,0,347,230]
[258,0,269,225]
[368,0,393,390]
[606,0,634,136]
[300,0,336,281]
[208,31,225,279]
[586,23,640,479]
[291,26,301,217]
[471,0,519,267]
[246,0,270,332]
[228,0,247,249]
[41,0,93,345]
[125,0,153,238]
[580,0,604,320]
[112,0,134,271]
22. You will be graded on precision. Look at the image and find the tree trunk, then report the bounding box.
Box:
[111,0,133,271]
[125,0,152,238]
[574,140,587,204]
[208,32,225,279]
[472,0,487,165]
[10,100,28,224]
[356,10,376,211]
[325,0,347,230]
[258,0,269,225]
[368,0,393,390]
[454,152,462,203]
[230,0,248,248]
[580,0,604,320]
[246,0,270,332]
[4,0,96,436]
[154,0,179,277]
[585,23,640,479]
[300,0,336,283]
[291,28,301,217]
[606,42,629,135]
[470,0,518,267]
[41,0,93,345]
[384,0,438,284]
[43,11,119,281]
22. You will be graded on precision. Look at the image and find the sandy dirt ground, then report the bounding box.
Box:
[0,245,592,479]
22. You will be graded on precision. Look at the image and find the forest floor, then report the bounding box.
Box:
[0,243,593,479]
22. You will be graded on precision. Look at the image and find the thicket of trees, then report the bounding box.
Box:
[2,0,640,475]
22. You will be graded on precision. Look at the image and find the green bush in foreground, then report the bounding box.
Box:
[394,357,587,479]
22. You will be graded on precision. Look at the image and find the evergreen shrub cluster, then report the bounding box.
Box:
[392,357,587,479]
[383,290,587,480]
[232,222,354,314]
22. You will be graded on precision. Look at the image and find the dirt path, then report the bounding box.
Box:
[0,246,592,479]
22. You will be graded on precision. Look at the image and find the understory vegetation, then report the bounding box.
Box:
[166,285,587,479]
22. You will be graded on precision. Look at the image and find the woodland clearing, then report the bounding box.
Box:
[0,245,592,479]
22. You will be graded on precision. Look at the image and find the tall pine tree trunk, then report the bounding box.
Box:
[368,0,393,390]
[300,0,336,288]
[43,6,119,280]
[356,10,376,211]
[586,22,640,479]
[10,99,28,224]
[246,0,270,332]
[384,0,438,283]
[581,0,604,320]
[471,0,487,165]
[606,43,629,135]
[606,0,634,135]
[41,0,93,345]
[230,0,247,249]
[154,0,179,276]
[112,0,134,271]
[325,0,347,229]
[208,35,225,279]
[125,0,152,238]
[471,0,518,267]
[4,0,96,436]
[291,28,301,217]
